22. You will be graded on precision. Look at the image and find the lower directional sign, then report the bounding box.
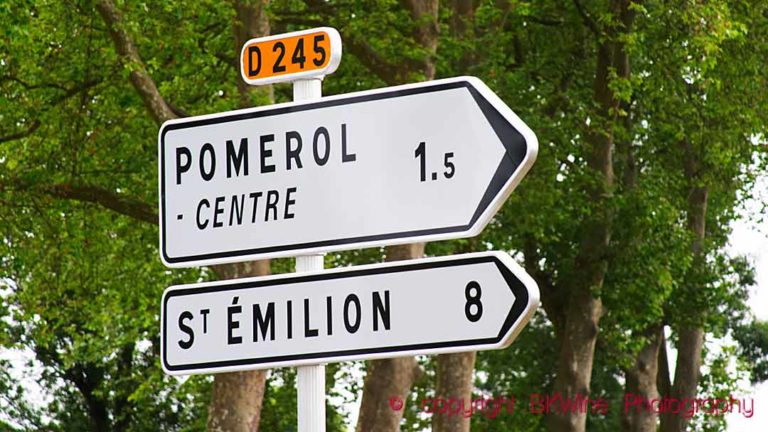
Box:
[161,252,539,375]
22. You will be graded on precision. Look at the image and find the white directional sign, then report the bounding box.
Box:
[161,252,539,375]
[158,76,538,267]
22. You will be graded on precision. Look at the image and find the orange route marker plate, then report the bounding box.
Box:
[240,27,342,86]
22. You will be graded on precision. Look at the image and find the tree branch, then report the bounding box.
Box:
[522,237,564,338]
[0,78,101,144]
[3,180,157,225]
[527,16,565,27]
[0,121,40,144]
[0,75,68,91]
[572,0,601,36]
[344,37,414,85]
[293,0,423,85]
[166,101,189,118]
[273,14,412,86]
[95,0,176,124]
[43,183,157,225]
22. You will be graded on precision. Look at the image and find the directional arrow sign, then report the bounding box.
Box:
[158,77,538,267]
[161,252,539,375]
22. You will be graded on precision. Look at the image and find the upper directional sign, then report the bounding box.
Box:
[161,252,539,375]
[158,76,538,267]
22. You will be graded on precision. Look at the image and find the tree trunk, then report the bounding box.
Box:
[622,326,662,432]
[114,343,135,432]
[657,328,672,399]
[660,141,708,432]
[77,369,110,432]
[206,261,271,432]
[657,327,673,432]
[207,370,268,432]
[356,356,423,432]
[211,2,274,430]
[545,286,604,432]
[402,0,439,79]
[449,0,476,37]
[232,0,273,108]
[544,40,612,432]
[356,243,425,432]
[448,0,477,72]
[545,2,636,431]
[433,352,476,432]
[660,328,704,432]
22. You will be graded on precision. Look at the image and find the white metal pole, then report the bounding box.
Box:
[294,78,325,432]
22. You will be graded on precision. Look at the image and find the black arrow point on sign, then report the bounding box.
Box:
[465,82,530,228]
[492,256,532,343]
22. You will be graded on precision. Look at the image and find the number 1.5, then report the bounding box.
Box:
[414,141,455,182]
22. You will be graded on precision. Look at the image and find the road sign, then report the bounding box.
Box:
[161,251,539,375]
[158,76,538,267]
[240,27,342,85]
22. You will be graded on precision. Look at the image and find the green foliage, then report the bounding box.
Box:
[1,0,767,430]
[260,368,298,431]
[471,315,557,431]
[733,320,768,384]
[0,358,41,431]
[257,363,353,431]
[400,355,436,432]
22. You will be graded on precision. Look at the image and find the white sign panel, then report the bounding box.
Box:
[161,252,539,375]
[158,77,538,267]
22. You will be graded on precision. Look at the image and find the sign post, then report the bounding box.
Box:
[293,78,326,432]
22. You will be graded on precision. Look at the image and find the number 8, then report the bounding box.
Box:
[465,281,483,322]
